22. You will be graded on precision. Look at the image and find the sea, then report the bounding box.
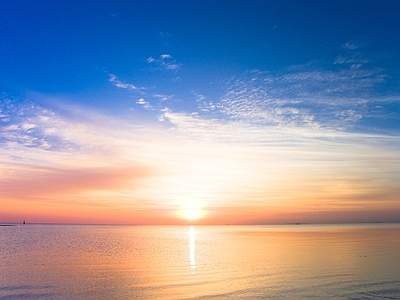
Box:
[1,223,400,299]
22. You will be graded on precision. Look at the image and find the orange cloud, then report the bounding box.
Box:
[0,165,155,199]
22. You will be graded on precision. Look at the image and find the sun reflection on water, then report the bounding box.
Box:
[189,225,196,274]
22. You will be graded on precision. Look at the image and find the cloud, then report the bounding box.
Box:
[193,92,206,102]
[334,54,370,65]
[0,96,166,154]
[342,42,360,50]
[0,98,66,150]
[0,165,154,199]
[2,40,400,223]
[335,40,371,71]
[154,45,399,144]
[152,93,174,101]
[161,112,400,218]
[190,91,216,113]
[146,57,156,63]
[1,92,399,224]
[147,54,180,70]
[214,61,390,131]
[108,74,145,91]
[136,98,152,110]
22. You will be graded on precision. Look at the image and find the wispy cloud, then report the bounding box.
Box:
[136,98,152,110]
[215,60,391,131]
[160,107,400,221]
[0,165,153,199]
[108,74,145,91]
[334,54,370,65]
[341,39,370,51]
[0,98,74,150]
[152,93,174,101]
[342,41,361,50]
[2,40,400,224]
[191,91,216,113]
[1,93,399,224]
[147,54,180,70]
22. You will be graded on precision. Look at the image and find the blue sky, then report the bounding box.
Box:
[1,0,400,224]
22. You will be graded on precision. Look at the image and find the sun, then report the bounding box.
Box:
[179,208,205,220]
[177,199,206,221]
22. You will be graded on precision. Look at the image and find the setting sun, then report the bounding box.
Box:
[178,209,206,221]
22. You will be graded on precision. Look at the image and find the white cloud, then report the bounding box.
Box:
[190,91,217,112]
[159,107,400,212]
[342,42,360,50]
[21,123,37,130]
[136,98,152,110]
[147,54,180,71]
[153,93,174,101]
[334,54,370,65]
[215,61,389,131]
[4,124,19,130]
[146,57,156,63]
[108,74,144,91]
[341,40,368,51]
[192,91,206,102]
[1,94,399,223]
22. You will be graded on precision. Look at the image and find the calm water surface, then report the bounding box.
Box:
[1,224,400,299]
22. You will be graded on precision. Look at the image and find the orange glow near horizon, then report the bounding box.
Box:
[1,108,400,225]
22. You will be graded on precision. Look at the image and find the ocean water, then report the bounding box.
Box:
[1,224,400,299]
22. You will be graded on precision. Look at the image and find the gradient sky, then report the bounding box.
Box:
[1,0,400,224]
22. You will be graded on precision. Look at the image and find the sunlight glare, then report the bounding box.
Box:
[180,209,205,220]
[176,199,206,221]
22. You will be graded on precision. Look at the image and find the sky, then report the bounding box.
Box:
[1,0,400,225]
